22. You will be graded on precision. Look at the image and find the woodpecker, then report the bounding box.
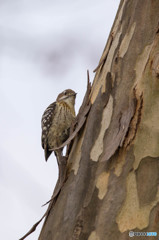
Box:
[41,89,76,161]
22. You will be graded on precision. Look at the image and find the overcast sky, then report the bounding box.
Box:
[0,1,120,239]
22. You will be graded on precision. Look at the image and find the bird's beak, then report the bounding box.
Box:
[71,93,77,97]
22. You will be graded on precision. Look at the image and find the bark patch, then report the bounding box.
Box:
[101,97,135,162]
[88,231,100,240]
[96,172,110,200]
[72,219,83,240]
[152,52,159,77]
[123,89,143,148]
[116,171,159,232]
[119,22,136,58]
[70,127,86,175]
[90,95,113,162]
[136,156,159,206]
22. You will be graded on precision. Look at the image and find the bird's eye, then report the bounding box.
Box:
[63,90,67,95]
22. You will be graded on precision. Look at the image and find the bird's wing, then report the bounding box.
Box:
[41,101,56,149]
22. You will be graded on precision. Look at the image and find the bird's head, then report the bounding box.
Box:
[56,89,77,106]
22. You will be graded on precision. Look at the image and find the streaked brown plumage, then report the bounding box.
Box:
[41,89,76,161]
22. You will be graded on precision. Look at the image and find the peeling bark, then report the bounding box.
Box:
[38,0,159,240]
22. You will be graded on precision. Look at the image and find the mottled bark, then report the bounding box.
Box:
[39,0,159,239]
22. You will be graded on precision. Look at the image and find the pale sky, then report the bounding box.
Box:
[0,1,120,239]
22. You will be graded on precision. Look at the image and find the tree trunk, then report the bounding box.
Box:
[39,0,159,239]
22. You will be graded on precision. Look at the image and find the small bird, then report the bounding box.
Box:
[41,89,77,162]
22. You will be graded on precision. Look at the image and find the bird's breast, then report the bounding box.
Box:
[47,102,75,149]
[55,102,75,124]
